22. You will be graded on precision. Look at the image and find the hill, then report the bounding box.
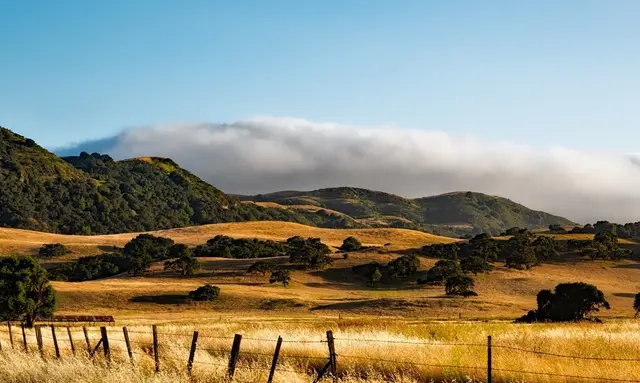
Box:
[239,187,574,236]
[0,127,346,234]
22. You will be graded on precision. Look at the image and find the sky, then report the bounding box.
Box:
[2,1,640,222]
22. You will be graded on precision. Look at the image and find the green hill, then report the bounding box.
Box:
[0,127,352,234]
[240,187,574,237]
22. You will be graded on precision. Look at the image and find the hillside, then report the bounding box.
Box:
[240,187,574,236]
[0,127,343,234]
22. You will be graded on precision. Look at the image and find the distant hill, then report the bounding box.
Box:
[0,127,351,234]
[238,187,574,236]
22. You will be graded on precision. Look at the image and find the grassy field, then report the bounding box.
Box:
[2,221,640,382]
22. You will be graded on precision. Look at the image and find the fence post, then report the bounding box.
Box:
[35,325,44,358]
[83,327,91,355]
[267,336,283,383]
[123,327,133,364]
[21,323,28,353]
[487,335,492,383]
[228,334,243,379]
[153,325,160,373]
[327,330,337,382]
[67,327,76,357]
[8,322,14,349]
[187,331,199,377]
[100,327,111,365]
[51,325,60,359]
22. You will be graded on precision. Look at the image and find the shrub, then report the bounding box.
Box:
[269,270,291,287]
[188,284,220,301]
[340,237,362,252]
[445,274,477,296]
[517,282,610,322]
[38,243,70,258]
[163,246,201,276]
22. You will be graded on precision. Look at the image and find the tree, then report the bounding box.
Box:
[38,244,70,258]
[124,234,175,275]
[420,243,459,259]
[634,293,640,319]
[287,237,333,269]
[460,256,491,275]
[468,234,499,261]
[420,259,462,285]
[163,245,201,276]
[0,256,56,327]
[188,284,220,301]
[370,268,382,287]
[340,237,362,252]
[503,231,537,270]
[269,270,291,287]
[246,260,276,275]
[386,255,420,280]
[532,236,559,260]
[517,282,610,322]
[445,275,477,296]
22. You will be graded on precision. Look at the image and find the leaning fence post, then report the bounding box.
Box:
[187,331,199,377]
[267,336,283,383]
[51,325,60,359]
[8,322,14,349]
[100,327,111,365]
[153,325,160,373]
[67,327,76,357]
[326,330,337,383]
[228,334,243,379]
[21,323,28,353]
[123,327,133,364]
[35,325,44,358]
[83,327,92,355]
[487,335,492,383]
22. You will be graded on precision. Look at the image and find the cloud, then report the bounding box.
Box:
[56,117,640,223]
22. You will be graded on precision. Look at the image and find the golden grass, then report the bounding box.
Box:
[2,319,640,382]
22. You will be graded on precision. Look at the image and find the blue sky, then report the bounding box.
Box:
[1,0,639,150]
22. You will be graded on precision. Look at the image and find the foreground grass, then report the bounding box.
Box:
[2,319,640,382]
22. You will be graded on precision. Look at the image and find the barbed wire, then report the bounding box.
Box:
[334,338,485,347]
[493,344,640,362]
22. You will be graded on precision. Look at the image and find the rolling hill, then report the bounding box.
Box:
[239,187,574,236]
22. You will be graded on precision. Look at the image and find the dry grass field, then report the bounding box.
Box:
[2,221,640,382]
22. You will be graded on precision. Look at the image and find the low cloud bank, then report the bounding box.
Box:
[57,117,640,223]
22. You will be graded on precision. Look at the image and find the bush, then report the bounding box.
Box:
[517,282,609,322]
[269,270,291,287]
[340,237,363,252]
[188,284,220,301]
[445,274,477,296]
[163,245,201,276]
[38,243,70,258]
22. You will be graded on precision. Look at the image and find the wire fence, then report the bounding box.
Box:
[1,322,640,382]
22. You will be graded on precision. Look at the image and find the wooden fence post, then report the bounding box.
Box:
[228,334,243,379]
[153,325,160,373]
[100,327,111,365]
[8,322,14,349]
[187,331,199,377]
[51,325,60,359]
[83,327,92,355]
[326,330,337,383]
[21,323,28,353]
[123,327,133,364]
[487,335,492,383]
[267,336,283,383]
[35,325,44,358]
[67,327,76,357]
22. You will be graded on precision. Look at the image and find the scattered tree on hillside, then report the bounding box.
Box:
[419,259,462,285]
[460,256,491,275]
[38,243,70,258]
[370,268,382,287]
[163,245,201,276]
[287,237,333,269]
[0,256,56,327]
[419,243,459,259]
[548,224,567,234]
[269,270,291,287]
[503,231,537,270]
[517,282,610,322]
[246,260,277,276]
[188,284,220,301]
[467,233,500,261]
[445,274,477,297]
[340,237,363,252]
[123,234,175,275]
[386,255,420,281]
[194,235,285,259]
[532,236,559,260]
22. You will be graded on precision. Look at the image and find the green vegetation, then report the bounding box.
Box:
[246,260,277,275]
[445,274,477,297]
[188,284,220,301]
[419,259,462,285]
[38,243,70,258]
[0,256,56,327]
[241,187,574,237]
[518,283,610,322]
[194,235,286,258]
[353,255,421,285]
[269,270,291,287]
[163,245,201,276]
[50,253,131,282]
[286,236,333,269]
[340,236,363,251]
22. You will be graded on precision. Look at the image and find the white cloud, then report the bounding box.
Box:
[60,117,640,223]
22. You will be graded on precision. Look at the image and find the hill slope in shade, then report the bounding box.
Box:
[240,187,574,236]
